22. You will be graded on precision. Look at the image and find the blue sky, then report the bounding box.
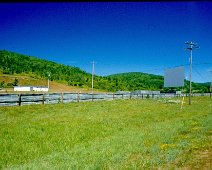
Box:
[0,2,212,83]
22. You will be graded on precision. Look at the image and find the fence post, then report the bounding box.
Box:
[92,93,94,102]
[130,92,132,99]
[18,93,21,106]
[42,93,45,104]
[113,93,115,100]
[142,94,143,99]
[122,94,124,99]
[61,92,64,103]
[77,92,80,102]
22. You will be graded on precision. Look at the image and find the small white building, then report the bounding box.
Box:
[14,86,32,92]
[32,86,48,92]
[14,86,48,92]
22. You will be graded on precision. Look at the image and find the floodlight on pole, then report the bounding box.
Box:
[91,61,95,94]
[185,41,199,105]
[47,72,51,92]
[210,70,212,97]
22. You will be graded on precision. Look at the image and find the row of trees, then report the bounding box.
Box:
[0,50,210,93]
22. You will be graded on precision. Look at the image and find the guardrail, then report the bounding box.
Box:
[0,92,211,106]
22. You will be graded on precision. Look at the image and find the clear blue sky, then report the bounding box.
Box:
[0,2,212,83]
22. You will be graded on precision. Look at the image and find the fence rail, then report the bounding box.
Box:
[0,92,211,106]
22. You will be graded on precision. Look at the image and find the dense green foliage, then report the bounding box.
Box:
[109,72,164,91]
[0,50,91,87]
[0,50,210,92]
[0,97,211,169]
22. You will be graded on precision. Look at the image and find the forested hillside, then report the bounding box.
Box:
[0,50,91,86]
[108,72,164,91]
[108,73,210,93]
[0,50,210,93]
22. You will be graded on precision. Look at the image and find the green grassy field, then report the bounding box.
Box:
[0,97,211,169]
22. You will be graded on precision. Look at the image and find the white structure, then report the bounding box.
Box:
[14,86,48,92]
[14,86,32,92]
[176,91,182,95]
[164,66,185,87]
[115,91,131,94]
[133,90,160,95]
[32,86,48,92]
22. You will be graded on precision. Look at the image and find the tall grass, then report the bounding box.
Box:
[0,97,211,169]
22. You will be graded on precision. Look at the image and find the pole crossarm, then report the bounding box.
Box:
[185,41,199,50]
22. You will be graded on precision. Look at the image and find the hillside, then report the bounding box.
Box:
[108,72,164,91]
[0,50,91,87]
[0,50,210,93]
[108,72,210,93]
[0,74,99,93]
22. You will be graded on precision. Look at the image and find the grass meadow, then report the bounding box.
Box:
[0,97,211,169]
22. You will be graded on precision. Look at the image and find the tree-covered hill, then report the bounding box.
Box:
[108,72,210,93]
[0,50,92,88]
[0,50,210,93]
[108,72,164,91]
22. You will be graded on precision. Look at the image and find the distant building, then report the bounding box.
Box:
[14,86,48,92]
[32,86,48,92]
[14,86,32,92]
[132,90,160,95]
[176,91,182,95]
[115,91,131,94]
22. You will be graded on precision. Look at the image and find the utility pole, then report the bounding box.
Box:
[91,61,95,94]
[185,41,199,105]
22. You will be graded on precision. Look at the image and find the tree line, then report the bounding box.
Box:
[0,50,210,93]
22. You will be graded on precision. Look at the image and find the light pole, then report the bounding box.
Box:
[210,70,212,97]
[91,61,95,94]
[47,72,51,92]
[185,41,199,105]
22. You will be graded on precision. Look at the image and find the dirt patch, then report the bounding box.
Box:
[177,149,212,170]
[190,149,212,169]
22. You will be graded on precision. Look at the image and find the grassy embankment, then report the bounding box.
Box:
[0,97,211,169]
[0,74,106,93]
